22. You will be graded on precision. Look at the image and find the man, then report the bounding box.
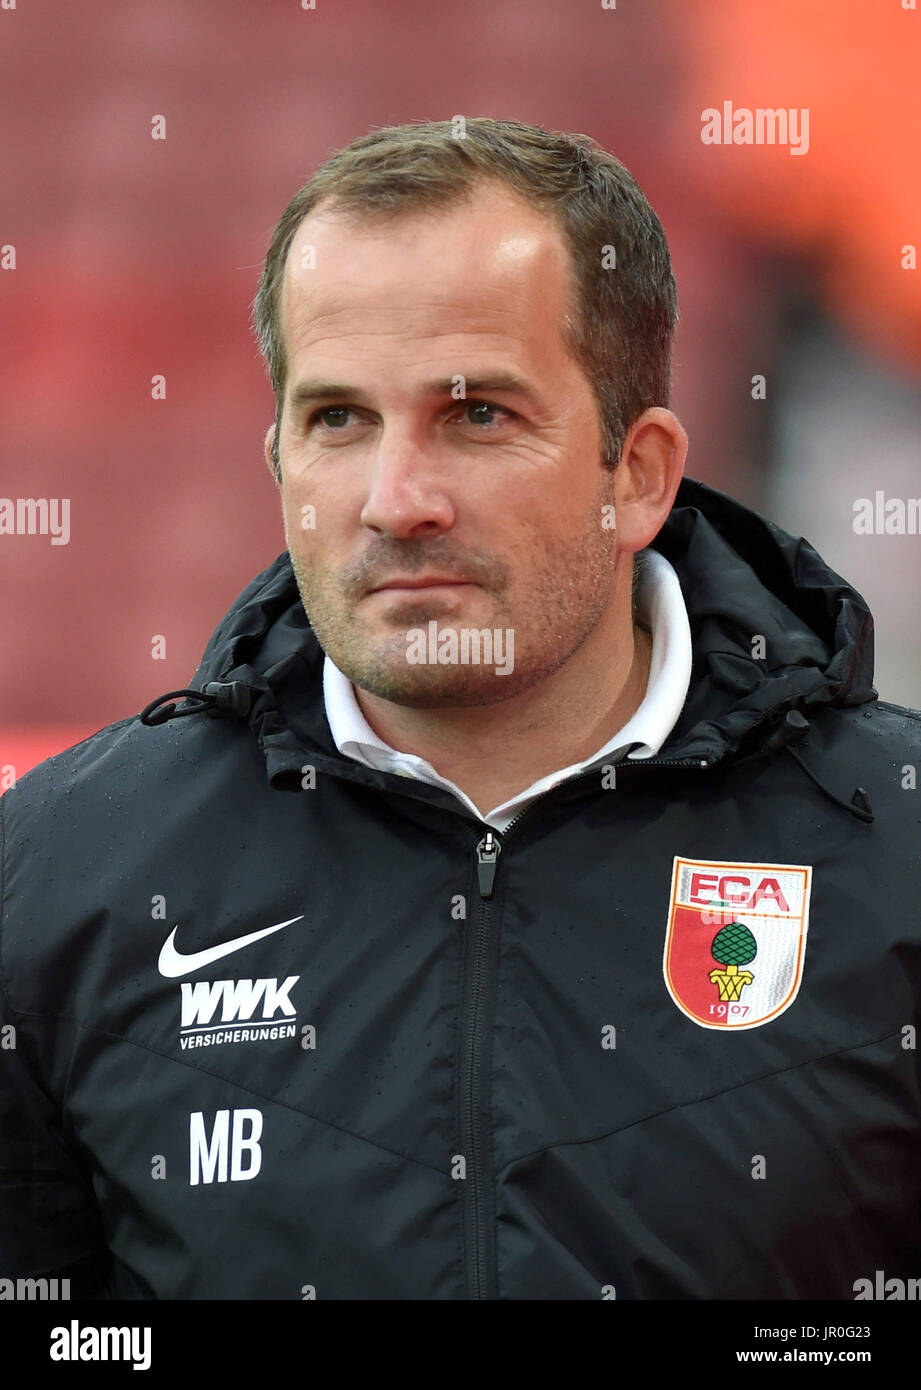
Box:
[1,118,919,1300]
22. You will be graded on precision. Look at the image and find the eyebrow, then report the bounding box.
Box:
[287,373,544,412]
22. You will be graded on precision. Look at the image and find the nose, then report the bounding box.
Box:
[359,428,456,540]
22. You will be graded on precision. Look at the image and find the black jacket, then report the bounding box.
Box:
[2,476,920,1299]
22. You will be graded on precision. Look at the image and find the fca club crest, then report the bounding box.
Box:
[663,857,812,1030]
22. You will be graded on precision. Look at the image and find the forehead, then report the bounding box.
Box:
[278,181,575,364]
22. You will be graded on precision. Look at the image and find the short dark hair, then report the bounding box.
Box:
[251,116,678,481]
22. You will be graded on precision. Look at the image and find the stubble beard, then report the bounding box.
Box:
[288,471,620,710]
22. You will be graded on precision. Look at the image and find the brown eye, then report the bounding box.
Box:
[462,401,512,427]
[310,407,352,429]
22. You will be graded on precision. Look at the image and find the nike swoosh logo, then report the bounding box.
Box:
[157,916,304,979]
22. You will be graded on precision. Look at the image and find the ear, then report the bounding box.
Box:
[263,424,279,484]
[612,407,687,553]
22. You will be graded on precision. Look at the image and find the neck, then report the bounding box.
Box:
[353,615,654,815]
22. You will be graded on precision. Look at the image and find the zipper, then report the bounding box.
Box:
[459,833,501,1298]
[475,829,501,895]
[459,752,711,1298]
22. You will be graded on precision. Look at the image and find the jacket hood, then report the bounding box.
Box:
[142,476,878,810]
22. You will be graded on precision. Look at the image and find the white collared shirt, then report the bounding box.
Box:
[322,547,692,830]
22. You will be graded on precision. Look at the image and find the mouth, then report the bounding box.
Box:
[367,578,475,595]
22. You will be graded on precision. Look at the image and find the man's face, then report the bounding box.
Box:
[271,178,626,708]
